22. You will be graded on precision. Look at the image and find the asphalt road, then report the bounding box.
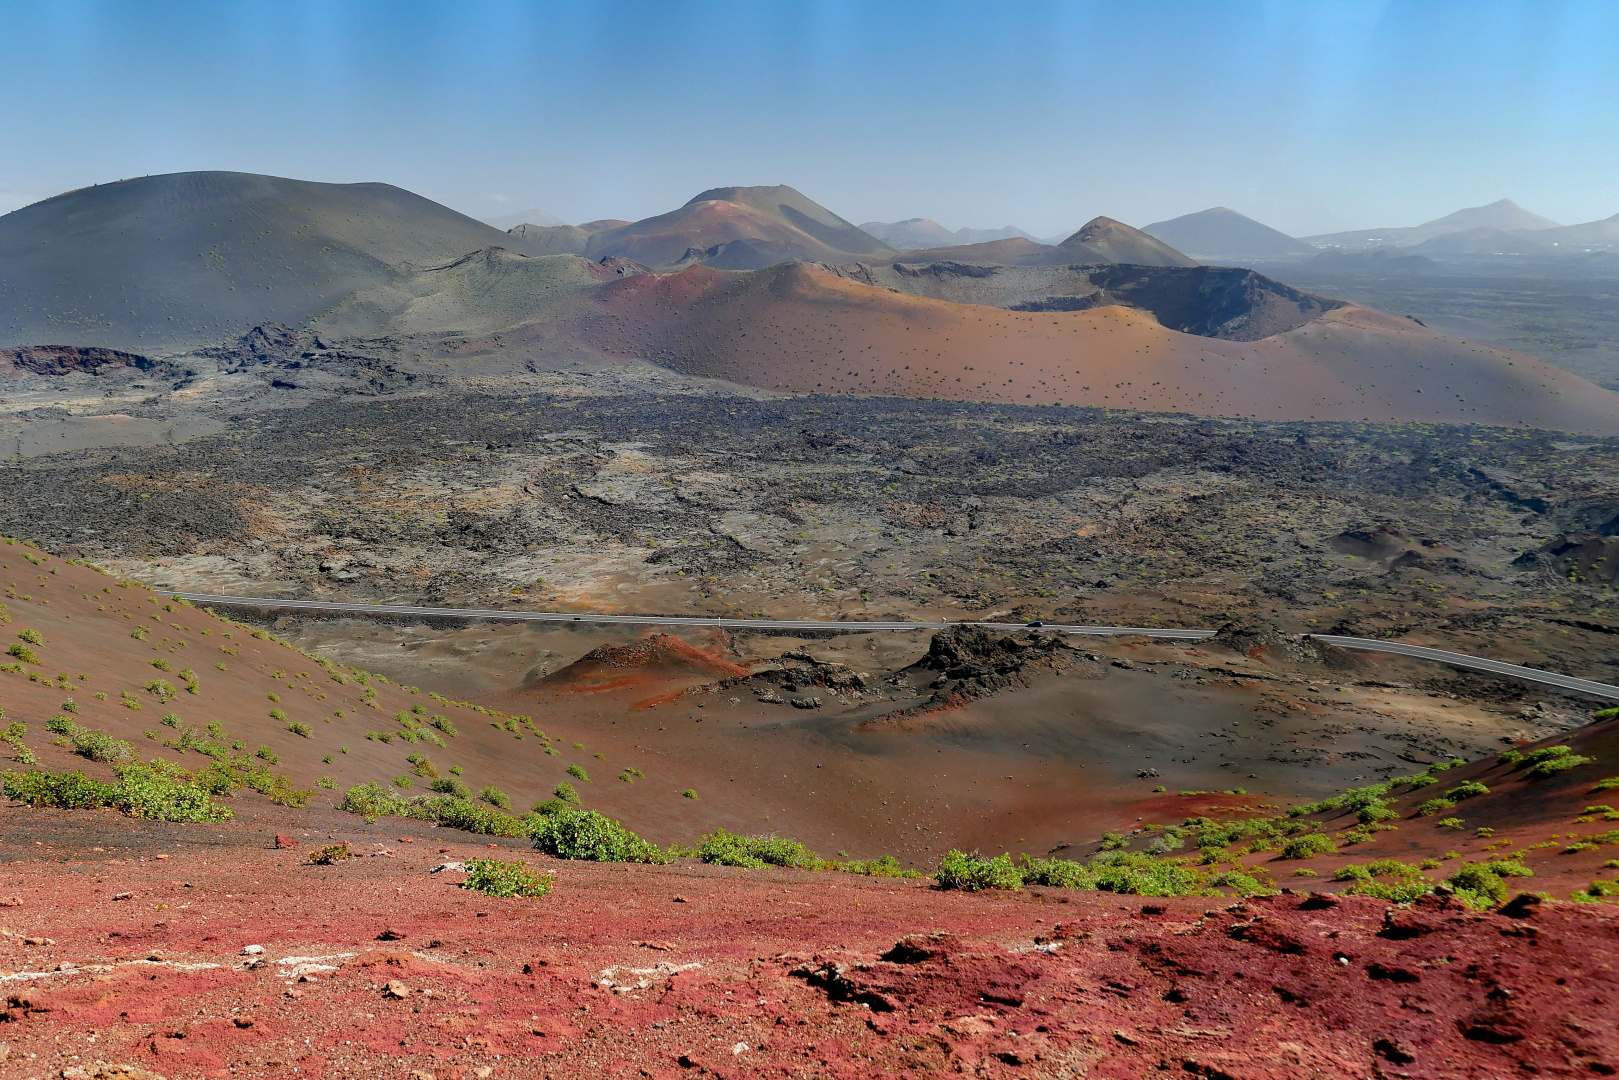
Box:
[171,592,1619,701]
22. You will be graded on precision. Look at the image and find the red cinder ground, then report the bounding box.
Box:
[1,802,1615,1080]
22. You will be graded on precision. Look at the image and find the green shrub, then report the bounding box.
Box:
[308,842,354,865]
[1279,833,1335,859]
[531,808,665,863]
[255,746,279,763]
[2,769,118,809]
[414,795,530,837]
[317,776,337,789]
[552,781,580,804]
[837,855,921,878]
[287,722,312,738]
[431,777,473,798]
[430,715,459,736]
[1206,870,1269,896]
[16,629,43,646]
[1447,860,1533,909]
[1592,777,1619,793]
[7,644,40,665]
[696,830,822,869]
[1415,798,1457,816]
[1445,781,1490,800]
[1018,855,1090,888]
[1086,851,1217,896]
[339,780,408,820]
[530,799,573,816]
[682,789,698,800]
[1528,753,1595,779]
[936,850,1023,891]
[114,761,233,822]
[566,764,590,782]
[463,857,553,898]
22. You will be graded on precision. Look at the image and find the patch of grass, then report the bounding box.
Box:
[1445,781,1490,800]
[287,722,312,738]
[462,857,553,898]
[1415,798,1457,817]
[478,785,512,810]
[681,789,698,800]
[566,764,590,783]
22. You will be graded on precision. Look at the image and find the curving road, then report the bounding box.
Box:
[171,591,1619,701]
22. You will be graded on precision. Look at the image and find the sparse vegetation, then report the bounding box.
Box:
[531,808,666,863]
[307,842,354,865]
[462,858,554,898]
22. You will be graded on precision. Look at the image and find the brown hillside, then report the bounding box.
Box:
[0,541,712,832]
[564,261,1619,432]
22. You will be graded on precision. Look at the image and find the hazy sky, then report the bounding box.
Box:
[2,0,1616,236]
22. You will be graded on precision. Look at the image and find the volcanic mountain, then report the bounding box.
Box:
[317,248,1619,431]
[1142,206,1316,260]
[0,170,548,352]
[584,185,894,269]
[1411,226,1553,256]
[1533,212,1619,251]
[881,217,1197,268]
[1304,198,1563,250]
[857,217,959,251]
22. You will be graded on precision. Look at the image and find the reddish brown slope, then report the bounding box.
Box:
[0,542,710,825]
[564,261,1619,432]
[0,805,1615,1079]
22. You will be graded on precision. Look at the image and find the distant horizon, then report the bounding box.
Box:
[2,1,1616,235]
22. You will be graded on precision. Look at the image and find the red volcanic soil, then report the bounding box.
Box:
[1,801,1615,1079]
[559,262,1619,432]
[538,634,751,696]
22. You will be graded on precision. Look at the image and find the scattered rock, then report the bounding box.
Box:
[384,979,411,998]
[0,897,21,907]
[377,928,407,941]
[241,944,265,956]
[274,835,301,849]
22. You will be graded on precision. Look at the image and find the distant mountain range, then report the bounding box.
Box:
[859,219,1041,251]
[1302,199,1562,250]
[5,170,1619,432]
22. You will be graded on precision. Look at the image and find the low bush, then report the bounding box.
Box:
[1445,781,1490,800]
[2,768,118,809]
[478,785,512,810]
[1446,859,1534,909]
[1528,753,1594,779]
[430,777,473,799]
[307,842,354,865]
[696,830,822,869]
[566,764,590,782]
[1279,833,1335,859]
[462,857,554,898]
[1018,855,1090,888]
[1415,798,1457,817]
[836,855,921,879]
[531,808,666,863]
[936,850,1023,891]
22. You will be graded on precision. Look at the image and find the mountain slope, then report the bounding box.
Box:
[1411,226,1552,255]
[586,185,893,268]
[0,171,545,353]
[858,218,959,251]
[1305,198,1562,250]
[880,218,1196,268]
[1142,206,1315,260]
[316,249,1619,431]
[1535,212,1619,251]
[482,207,565,230]
[564,263,1619,430]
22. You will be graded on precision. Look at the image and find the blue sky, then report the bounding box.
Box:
[2,0,1616,235]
